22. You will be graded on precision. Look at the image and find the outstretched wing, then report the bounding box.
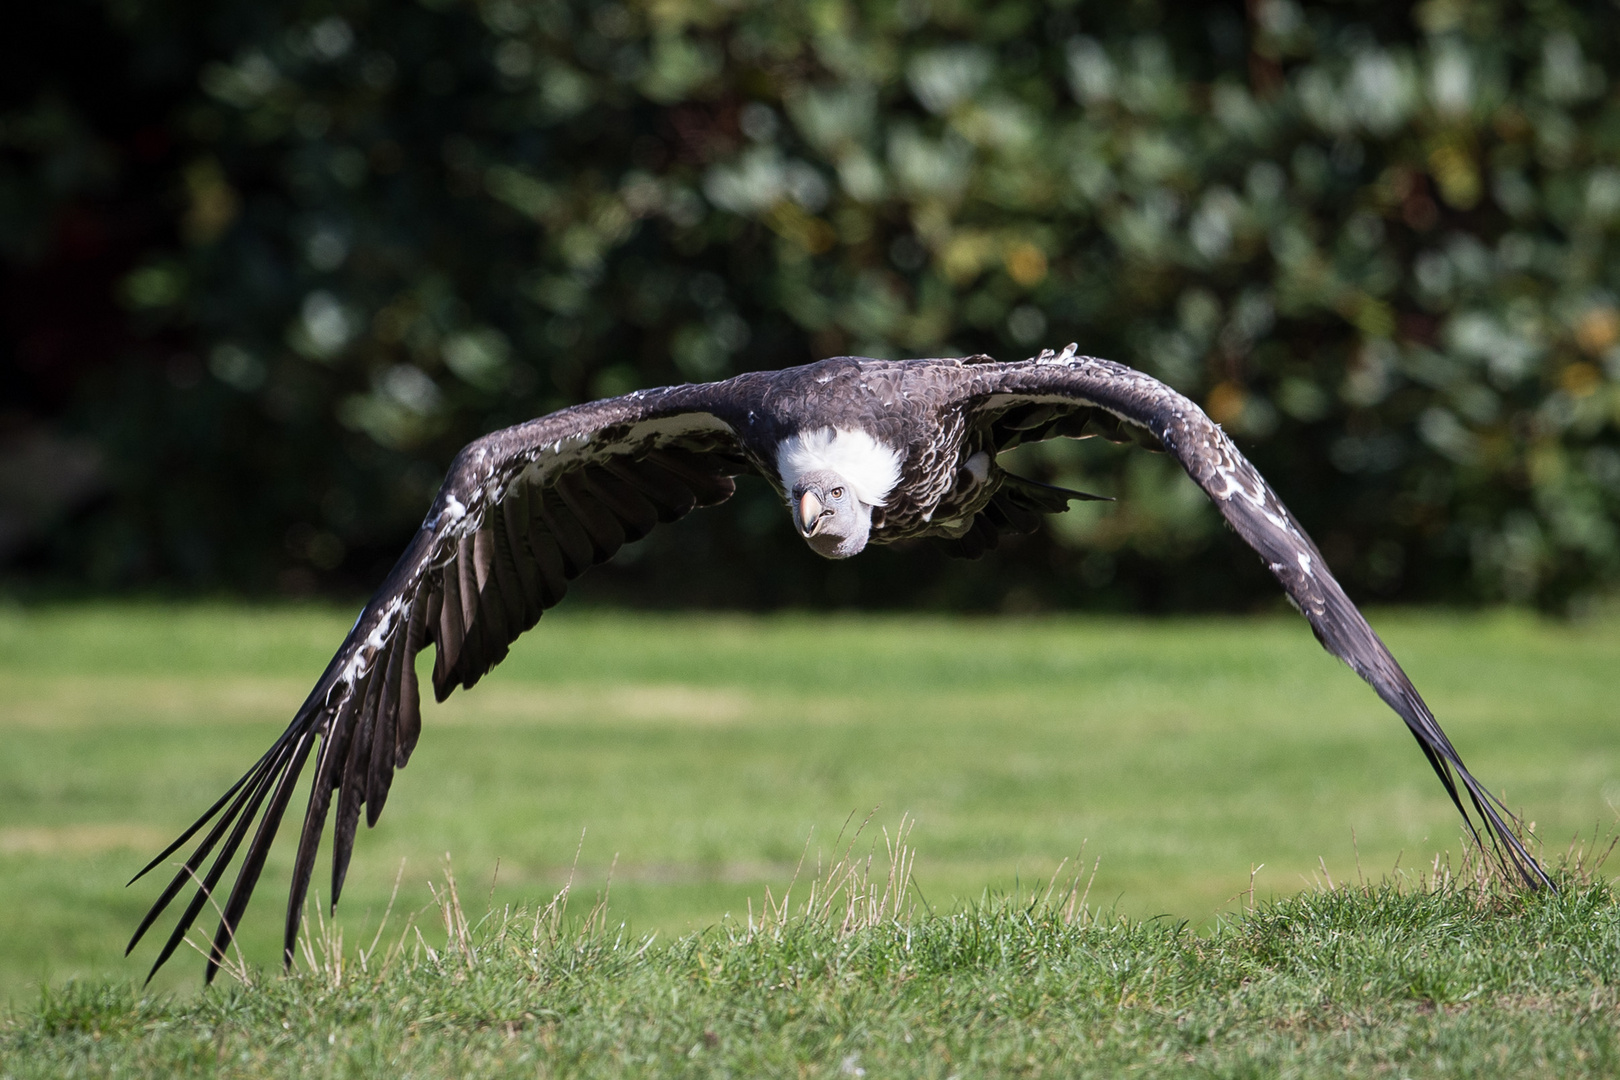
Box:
[128,382,755,982]
[960,346,1551,890]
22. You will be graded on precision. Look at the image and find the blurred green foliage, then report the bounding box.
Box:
[5,0,1620,610]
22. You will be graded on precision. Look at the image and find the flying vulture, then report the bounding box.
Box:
[129,346,1550,982]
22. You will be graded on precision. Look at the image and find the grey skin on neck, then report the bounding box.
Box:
[790,468,874,559]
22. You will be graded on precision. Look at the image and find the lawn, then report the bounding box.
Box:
[0,602,1615,1006]
[7,849,1620,1077]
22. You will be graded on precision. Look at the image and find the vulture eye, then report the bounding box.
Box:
[830,486,845,499]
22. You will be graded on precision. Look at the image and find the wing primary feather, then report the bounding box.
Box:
[332,669,385,909]
[485,505,530,632]
[535,497,594,577]
[1000,403,1058,431]
[583,468,659,540]
[1366,658,1550,888]
[520,525,569,605]
[555,472,626,561]
[472,527,513,652]
[1083,413,1129,443]
[125,745,286,955]
[1001,473,1112,507]
[1240,524,1550,888]
[641,450,737,505]
[203,725,319,983]
[126,739,283,887]
[454,535,486,688]
[1051,409,1099,439]
[366,631,407,827]
[397,588,429,767]
[283,692,360,969]
[469,526,514,676]
[458,534,482,628]
[422,583,442,653]
[435,565,465,697]
[684,447,750,476]
[471,523,496,594]
[142,740,294,982]
[497,488,544,628]
[605,459,696,522]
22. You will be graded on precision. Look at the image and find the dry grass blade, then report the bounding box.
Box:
[745,811,920,940]
[426,854,475,970]
[531,828,587,947]
[174,864,254,989]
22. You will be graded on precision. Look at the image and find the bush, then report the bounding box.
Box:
[5,0,1620,610]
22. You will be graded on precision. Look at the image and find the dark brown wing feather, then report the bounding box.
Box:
[964,349,1551,891]
[129,385,754,982]
[936,474,1109,560]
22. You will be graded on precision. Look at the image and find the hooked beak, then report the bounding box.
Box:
[798,491,823,535]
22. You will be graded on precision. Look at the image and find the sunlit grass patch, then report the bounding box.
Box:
[6,823,1619,1078]
[0,602,1614,1002]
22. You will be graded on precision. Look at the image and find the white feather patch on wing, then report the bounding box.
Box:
[776,427,903,507]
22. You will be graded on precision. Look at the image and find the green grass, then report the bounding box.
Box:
[6,853,1620,1077]
[0,601,1615,1013]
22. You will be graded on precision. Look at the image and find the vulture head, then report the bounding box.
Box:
[791,469,874,559]
[776,426,903,561]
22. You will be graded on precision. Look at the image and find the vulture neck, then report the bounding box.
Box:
[776,427,903,507]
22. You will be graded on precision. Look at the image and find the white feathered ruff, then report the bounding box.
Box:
[776,427,903,507]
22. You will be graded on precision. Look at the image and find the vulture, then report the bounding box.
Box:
[128,346,1550,982]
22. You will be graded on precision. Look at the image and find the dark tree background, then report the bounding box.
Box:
[4,0,1620,612]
